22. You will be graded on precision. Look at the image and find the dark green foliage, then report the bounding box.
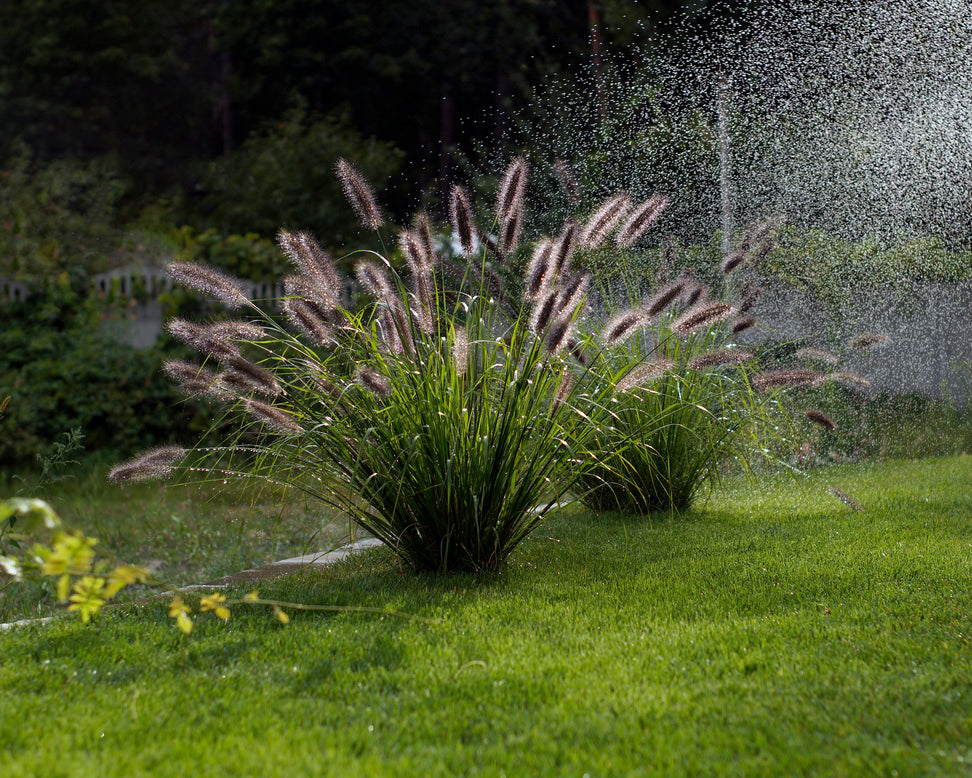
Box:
[0,283,203,466]
[0,146,131,279]
[192,108,405,245]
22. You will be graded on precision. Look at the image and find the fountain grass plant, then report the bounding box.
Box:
[110,159,613,574]
[568,207,795,515]
[578,321,771,514]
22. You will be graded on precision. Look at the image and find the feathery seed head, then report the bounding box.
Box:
[336,158,383,230]
[557,271,592,319]
[603,310,647,346]
[544,315,574,356]
[449,185,476,255]
[683,283,707,308]
[689,349,754,370]
[551,220,579,281]
[413,213,435,266]
[731,317,757,334]
[500,205,523,256]
[399,229,432,274]
[616,194,668,248]
[166,262,253,309]
[108,446,186,483]
[162,359,220,398]
[673,302,733,335]
[645,279,687,317]
[830,371,871,389]
[524,238,554,300]
[242,398,303,433]
[356,366,392,397]
[276,230,342,303]
[355,259,395,304]
[616,360,674,393]
[580,193,630,248]
[283,297,337,345]
[795,347,839,365]
[452,327,469,378]
[167,318,240,362]
[496,157,529,225]
[530,287,560,335]
[553,159,580,205]
[849,333,890,350]
[567,337,589,367]
[805,409,837,430]
[721,251,747,274]
[412,269,435,335]
[737,286,761,314]
[752,369,822,391]
[551,368,575,416]
[220,356,282,397]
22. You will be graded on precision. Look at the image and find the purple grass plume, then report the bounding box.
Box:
[276,230,342,304]
[795,347,839,365]
[752,369,822,391]
[496,157,528,226]
[529,288,560,335]
[603,310,647,346]
[242,398,303,433]
[282,293,344,343]
[162,359,221,398]
[805,409,837,430]
[551,368,575,416]
[166,262,253,309]
[673,302,734,335]
[219,356,282,398]
[544,314,575,356]
[356,366,392,398]
[452,327,469,378]
[557,271,592,319]
[449,185,476,255]
[525,239,555,300]
[580,193,630,248]
[355,259,396,304]
[616,194,668,248]
[550,220,579,280]
[616,360,675,393]
[500,205,523,256]
[413,213,436,266]
[721,251,747,274]
[689,349,754,371]
[737,286,761,314]
[167,319,240,362]
[646,279,687,317]
[108,446,187,483]
[336,158,383,231]
[849,333,890,350]
[829,372,872,390]
[731,317,757,334]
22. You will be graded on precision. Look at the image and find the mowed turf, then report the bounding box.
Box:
[1,456,970,776]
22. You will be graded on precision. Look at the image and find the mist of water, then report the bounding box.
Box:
[531,0,972,247]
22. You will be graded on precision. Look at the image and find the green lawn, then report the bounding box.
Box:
[2,456,971,776]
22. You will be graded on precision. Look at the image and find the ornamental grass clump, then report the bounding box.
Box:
[577,305,769,515]
[564,196,790,515]
[111,159,606,574]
